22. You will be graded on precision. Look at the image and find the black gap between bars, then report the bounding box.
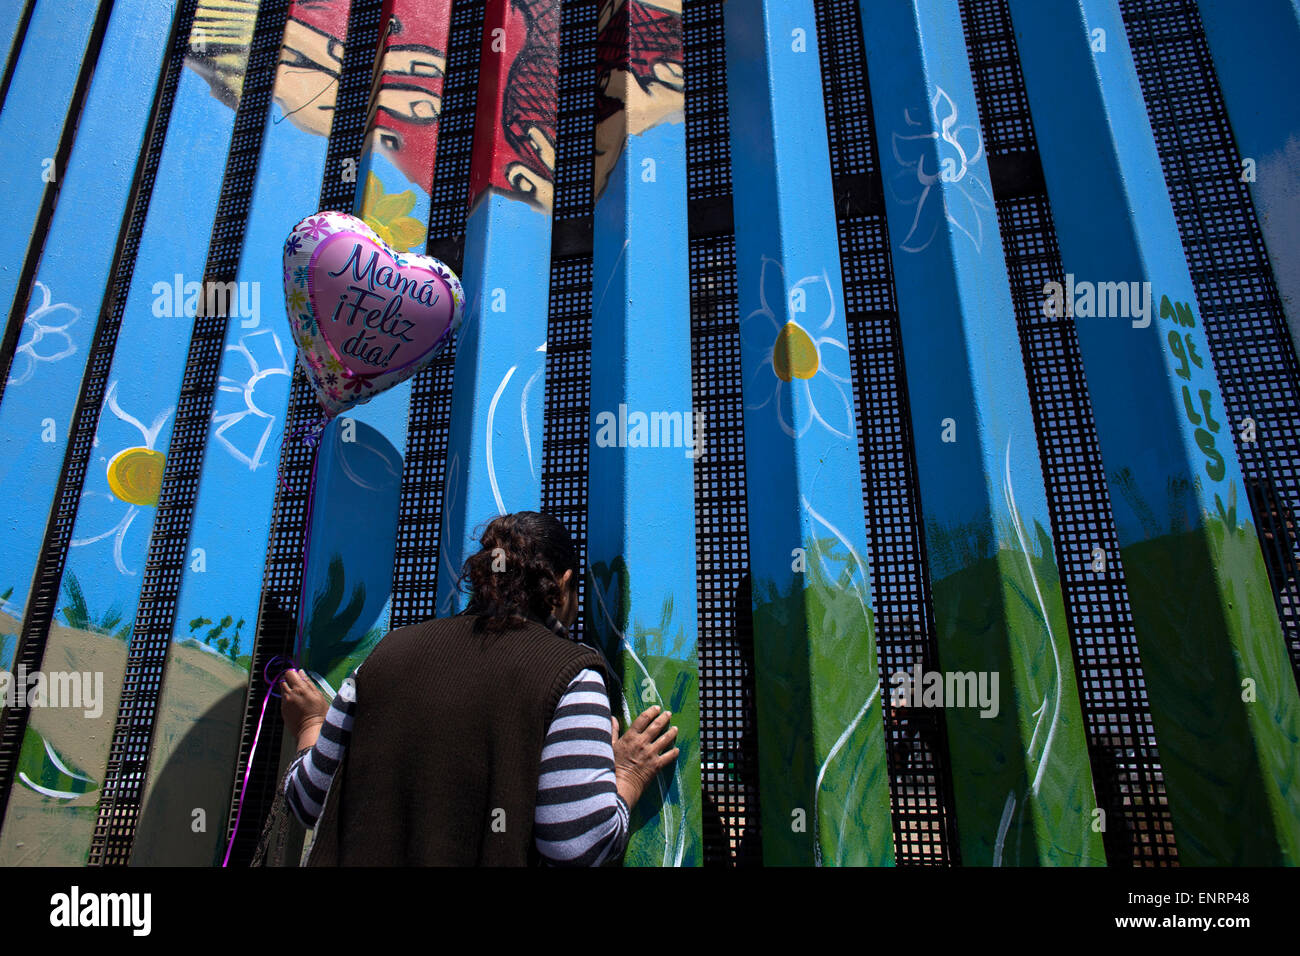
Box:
[222,0,385,868]
[815,0,961,866]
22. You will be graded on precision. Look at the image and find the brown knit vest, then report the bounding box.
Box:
[304,613,613,866]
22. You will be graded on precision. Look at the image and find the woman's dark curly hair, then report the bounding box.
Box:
[460,511,579,632]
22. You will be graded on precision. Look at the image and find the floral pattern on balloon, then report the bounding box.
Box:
[281,210,464,420]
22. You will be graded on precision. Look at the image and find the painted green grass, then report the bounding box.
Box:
[587,559,701,867]
[927,524,1104,866]
[16,725,97,800]
[1105,473,1300,862]
[182,614,250,670]
[0,632,15,673]
[303,554,385,690]
[750,517,1100,865]
[60,570,131,642]
[1120,510,1300,864]
[749,535,893,866]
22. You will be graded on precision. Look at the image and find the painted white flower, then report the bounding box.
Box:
[742,256,854,440]
[212,329,291,470]
[70,382,172,575]
[8,282,78,387]
[889,86,993,253]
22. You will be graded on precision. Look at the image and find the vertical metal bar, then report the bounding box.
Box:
[0,0,195,851]
[0,0,110,340]
[683,0,764,867]
[1194,0,1300,372]
[0,0,38,108]
[221,0,384,868]
[389,0,485,628]
[0,0,179,630]
[958,0,1178,866]
[724,0,894,866]
[1130,0,1300,690]
[587,0,702,866]
[435,0,561,616]
[126,0,359,865]
[0,0,273,865]
[296,0,458,692]
[815,0,961,866]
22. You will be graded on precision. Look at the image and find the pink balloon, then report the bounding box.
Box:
[309,231,454,377]
[282,211,464,419]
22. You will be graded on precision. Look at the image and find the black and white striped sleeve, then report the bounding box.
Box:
[283,670,358,827]
[534,667,630,866]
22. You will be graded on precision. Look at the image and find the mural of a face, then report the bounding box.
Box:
[273,1,351,138]
[361,2,451,195]
[594,0,684,200]
[468,0,561,214]
[502,0,561,211]
[184,1,677,206]
[276,1,452,194]
[186,0,449,195]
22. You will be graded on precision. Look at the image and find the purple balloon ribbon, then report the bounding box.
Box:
[223,414,325,865]
[274,410,331,493]
[221,654,299,867]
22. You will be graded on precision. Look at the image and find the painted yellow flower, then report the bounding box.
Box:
[772,322,820,381]
[107,447,165,506]
[71,381,173,575]
[360,172,426,252]
[743,257,854,440]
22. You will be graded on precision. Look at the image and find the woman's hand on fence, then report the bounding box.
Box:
[612,705,680,810]
[280,669,331,751]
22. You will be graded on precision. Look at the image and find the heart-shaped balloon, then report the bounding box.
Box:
[282,210,463,419]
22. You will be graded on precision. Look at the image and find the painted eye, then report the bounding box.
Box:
[508,166,537,194]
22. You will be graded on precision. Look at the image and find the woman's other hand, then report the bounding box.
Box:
[612,705,680,809]
[280,669,330,750]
